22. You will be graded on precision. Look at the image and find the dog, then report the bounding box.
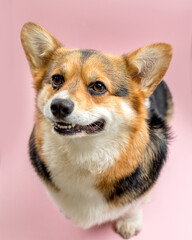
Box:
[21,22,173,239]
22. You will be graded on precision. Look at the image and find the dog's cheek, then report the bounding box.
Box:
[37,86,53,114]
[105,100,136,132]
[37,89,46,112]
[119,101,136,122]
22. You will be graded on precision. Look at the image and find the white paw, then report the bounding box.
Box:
[115,217,142,239]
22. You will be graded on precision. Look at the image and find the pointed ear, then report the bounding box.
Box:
[21,22,62,70]
[125,43,172,97]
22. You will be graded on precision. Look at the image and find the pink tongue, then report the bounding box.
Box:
[75,125,81,131]
[75,124,98,132]
[89,125,96,131]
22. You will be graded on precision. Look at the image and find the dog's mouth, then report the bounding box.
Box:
[52,119,106,136]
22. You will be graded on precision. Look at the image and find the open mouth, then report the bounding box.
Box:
[52,119,105,136]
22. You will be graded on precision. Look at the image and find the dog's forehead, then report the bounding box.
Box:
[60,49,114,69]
[45,48,129,97]
[45,49,112,83]
[48,48,120,79]
[46,49,115,80]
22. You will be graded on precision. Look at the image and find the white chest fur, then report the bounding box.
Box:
[41,123,143,228]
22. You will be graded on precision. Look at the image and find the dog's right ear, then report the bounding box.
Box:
[21,22,62,70]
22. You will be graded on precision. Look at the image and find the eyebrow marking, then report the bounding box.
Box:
[80,49,97,63]
[61,65,66,73]
[114,86,129,97]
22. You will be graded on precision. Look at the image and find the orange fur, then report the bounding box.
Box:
[21,22,173,238]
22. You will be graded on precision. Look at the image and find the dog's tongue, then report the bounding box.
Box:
[83,121,104,133]
[75,124,97,132]
[75,125,81,131]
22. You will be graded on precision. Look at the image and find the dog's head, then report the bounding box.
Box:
[21,22,172,139]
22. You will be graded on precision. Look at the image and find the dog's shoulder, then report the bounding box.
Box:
[97,87,172,205]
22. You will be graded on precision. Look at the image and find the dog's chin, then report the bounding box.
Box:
[51,119,106,137]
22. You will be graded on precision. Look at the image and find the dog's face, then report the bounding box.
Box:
[37,49,136,138]
[21,22,172,139]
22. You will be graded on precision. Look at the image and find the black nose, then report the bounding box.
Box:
[50,99,74,119]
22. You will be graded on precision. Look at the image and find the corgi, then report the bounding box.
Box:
[21,22,173,239]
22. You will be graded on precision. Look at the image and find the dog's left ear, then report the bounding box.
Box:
[21,22,62,71]
[125,43,172,97]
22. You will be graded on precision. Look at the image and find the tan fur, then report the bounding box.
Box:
[125,43,172,97]
[32,111,59,191]
[22,23,172,203]
[33,110,44,160]
[21,22,173,239]
[96,97,149,205]
[165,91,174,124]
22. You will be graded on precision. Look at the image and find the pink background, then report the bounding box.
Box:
[1,0,192,239]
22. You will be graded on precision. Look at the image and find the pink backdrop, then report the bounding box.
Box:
[1,0,192,239]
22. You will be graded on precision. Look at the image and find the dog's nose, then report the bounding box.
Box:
[50,99,74,119]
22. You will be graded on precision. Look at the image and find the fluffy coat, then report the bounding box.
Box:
[21,22,173,239]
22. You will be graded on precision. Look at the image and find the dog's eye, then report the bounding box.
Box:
[52,74,64,88]
[88,81,107,95]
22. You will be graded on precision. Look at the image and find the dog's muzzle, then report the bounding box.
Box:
[50,98,106,136]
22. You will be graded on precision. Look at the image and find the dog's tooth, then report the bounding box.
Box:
[72,124,75,128]
[68,125,71,129]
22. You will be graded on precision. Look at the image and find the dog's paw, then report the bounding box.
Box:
[115,216,142,239]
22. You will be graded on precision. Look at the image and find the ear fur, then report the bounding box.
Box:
[125,43,172,97]
[21,22,61,70]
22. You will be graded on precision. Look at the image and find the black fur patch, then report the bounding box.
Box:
[114,86,129,97]
[109,167,142,201]
[107,104,169,202]
[80,49,96,63]
[29,127,53,184]
[149,80,169,119]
